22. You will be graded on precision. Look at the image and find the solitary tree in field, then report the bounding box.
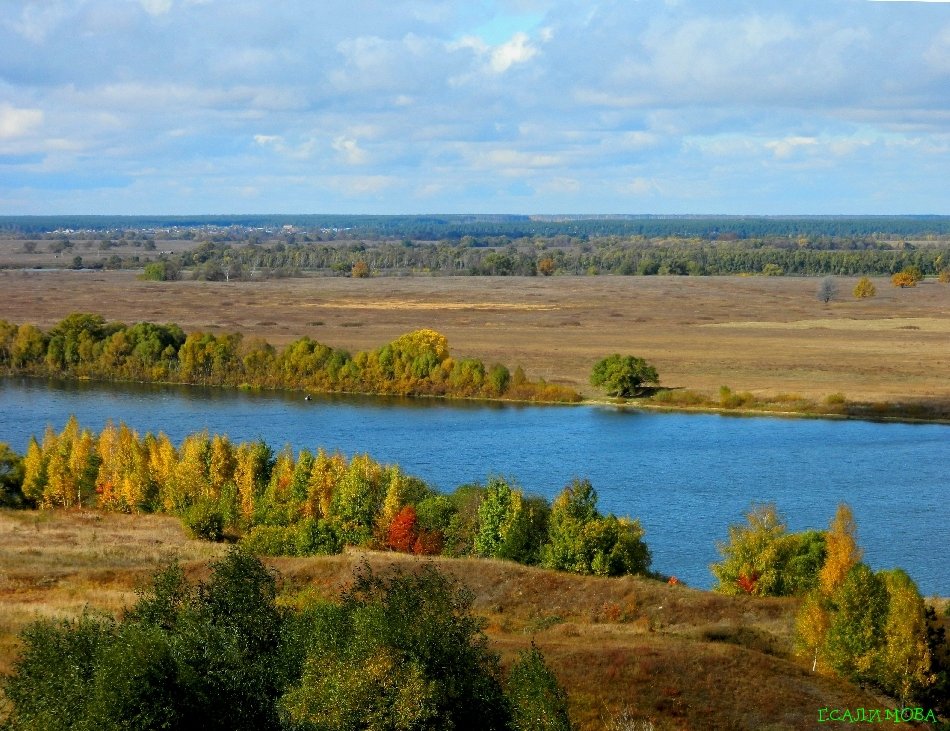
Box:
[351,260,369,278]
[817,277,838,303]
[853,277,876,299]
[891,271,918,288]
[590,354,659,397]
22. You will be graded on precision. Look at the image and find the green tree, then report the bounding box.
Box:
[541,479,650,577]
[474,476,524,558]
[507,643,575,731]
[711,504,826,597]
[824,563,889,685]
[590,354,659,397]
[0,442,25,506]
[282,564,513,731]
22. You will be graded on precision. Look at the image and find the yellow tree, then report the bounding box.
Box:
[258,445,296,524]
[819,503,862,597]
[167,431,210,512]
[878,569,934,703]
[42,417,97,508]
[42,436,71,508]
[208,434,236,498]
[146,433,178,510]
[797,592,832,672]
[115,424,150,511]
[233,439,272,524]
[305,449,347,519]
[95,422,122,509]
[20,436,48,506]
[68,424,98,508]
[891,271,917,288]
[853,277,876,299]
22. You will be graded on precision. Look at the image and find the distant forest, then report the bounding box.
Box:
[4,213,950,238]
[4,214,950,278]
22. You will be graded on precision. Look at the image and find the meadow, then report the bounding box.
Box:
[1,269,950,405]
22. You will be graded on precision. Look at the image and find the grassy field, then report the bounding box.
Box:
[0,509,908,731]
[2,269,950,405]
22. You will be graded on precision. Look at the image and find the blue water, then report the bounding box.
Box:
[0,378,947,595]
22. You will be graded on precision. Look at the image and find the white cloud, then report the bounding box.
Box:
[490,32,538,72]
[0,104,43,139]
[332,136,368,165]
[766,136,818,159]
[139,0,173,16]
[2,0,949,214]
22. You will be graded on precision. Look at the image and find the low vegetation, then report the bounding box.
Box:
[2,550,573,730]
[0,315,580,403]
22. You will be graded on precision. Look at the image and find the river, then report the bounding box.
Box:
[0,377,946,595]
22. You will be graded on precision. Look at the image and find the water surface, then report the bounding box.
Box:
[1,378,946,595]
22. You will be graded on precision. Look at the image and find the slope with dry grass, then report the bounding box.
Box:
[0,509,910,730]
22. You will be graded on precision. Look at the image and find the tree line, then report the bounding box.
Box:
[2,550,574,730]
[711,504,948,716]
[4,418,651,580]
[0,315,580,403]
[4,213,950,238]
[135,237,950,280]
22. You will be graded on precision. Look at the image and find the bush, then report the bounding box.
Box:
[183,500,225,542]
[241,524,299,555]
[4,615,113,731]
[0,442,25,507]
[711,504,826,597]
[853,277,876,299]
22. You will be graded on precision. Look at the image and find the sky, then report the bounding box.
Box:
[1,0,949,215]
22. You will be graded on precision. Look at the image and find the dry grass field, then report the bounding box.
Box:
[2,269,950,403]
[0,509,903,731]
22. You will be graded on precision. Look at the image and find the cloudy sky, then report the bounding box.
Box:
[1,0,949,215]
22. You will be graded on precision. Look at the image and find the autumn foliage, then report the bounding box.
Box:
[0,315,581,403]
[852,277,876,299]
[386,505,418,553]
[12,420,652,583]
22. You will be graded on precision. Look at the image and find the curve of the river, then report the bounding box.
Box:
[0,378,947,595]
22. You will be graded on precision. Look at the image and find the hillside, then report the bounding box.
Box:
[0,509,913,730]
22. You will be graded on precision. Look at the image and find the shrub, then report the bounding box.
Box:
[4,615,114,731]
[282,564,514,731]
[183,500,225,542]
[711,504,826,597]
[853,277,876,299]
[241,524,299,555]
[0,442,25,507]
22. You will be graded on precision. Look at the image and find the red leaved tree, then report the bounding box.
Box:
[387,505,418,553]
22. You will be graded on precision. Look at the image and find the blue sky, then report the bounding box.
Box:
[1,0,949,215]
